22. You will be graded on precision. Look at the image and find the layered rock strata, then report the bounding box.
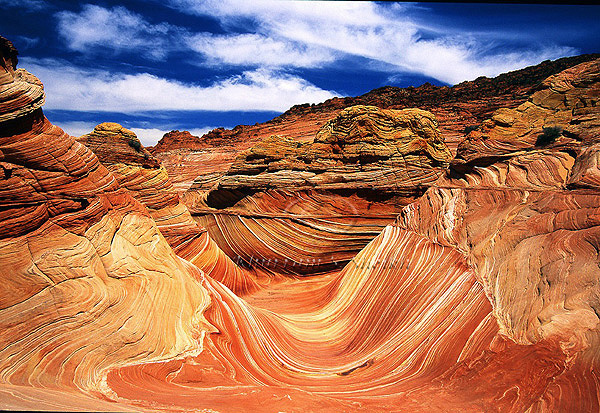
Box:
[106,56,600,412]
[106,226,498,412]
[205,105,451,207]
[77,122,259,294]
[0,36,211,404]
[3,33,600,412]
[152,54,600,193]
[193,190,400,275]
[189,106,449,274]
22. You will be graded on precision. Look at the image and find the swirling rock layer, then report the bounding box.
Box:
[3,35,600,413]
[77,122,259,295]
[395,58,600,411]
[0,37,45,123]
[106,226,499,412]
[204,105,451,208]
[192,189,403,274]
[188,106,450,274]
[0,39,211,407]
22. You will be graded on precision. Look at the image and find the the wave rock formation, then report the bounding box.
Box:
[1,35,599,412]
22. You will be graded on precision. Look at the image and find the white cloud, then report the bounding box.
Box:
[127,128,169,147]
[169,0,577,84]
[21,57,337,112]
[56,4,180,59]
[53,121,97,138]
[186,33,334,68]
[187,127,222,137]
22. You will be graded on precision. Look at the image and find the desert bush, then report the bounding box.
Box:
[463,124,480,134]
[128,138,142,152]
[535,126,562,146]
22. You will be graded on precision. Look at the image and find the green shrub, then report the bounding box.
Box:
[535,126,562,146]
[463,124,480,134]
[128,138,142,152]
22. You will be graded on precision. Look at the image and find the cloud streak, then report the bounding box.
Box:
[22,58,337,113]
[167,0,578,84]
[56,4,183,59]
[186,33,335,68]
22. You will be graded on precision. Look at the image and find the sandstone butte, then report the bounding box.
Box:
[1,33,600,412]
[151,52,600,194]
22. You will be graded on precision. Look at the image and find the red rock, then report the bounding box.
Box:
[153,53,600,193]
[0,36,211,401]
[395,58,600,411]
[2,33,600,413]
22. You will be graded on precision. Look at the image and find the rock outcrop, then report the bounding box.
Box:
[187,106,450,274]
[0,36,211,405]
[77,122,260,294]
[194,189,400,275]
[394,58,600,411]
[106,226,497,412]
[205,105,451,208]
[152,53,600,193]
[0,39,44,123]
[112,56,600,413]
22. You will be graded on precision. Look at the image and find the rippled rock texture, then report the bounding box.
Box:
[187,106,449,275]
[152,53,600,193]
[0,36,211,407]
[2,32,600,412]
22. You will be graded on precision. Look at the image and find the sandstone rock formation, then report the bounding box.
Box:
[0,39,44,123]
[152,53,600,193]
[185,106,450,274]
[2,32,600,413]
[119,56,599,412]
[77,122,260,294]
[194,189,400,275]
[394,57,600,411]
[0,36,211,406]
[205,105,451,207]
[106,226,497,412]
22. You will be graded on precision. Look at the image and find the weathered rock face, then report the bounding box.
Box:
[193,189,401,275]
[189,106,450,275]
[78,122,158,167]
[394,58,600,411]
[152,53,600,193]
[452,58,600,171]
[205,106,451,208]
[78,122,260,295]
[107,226,498,412]
[152,128,255,193]
[0,38,44,123]
[0,36,211,404]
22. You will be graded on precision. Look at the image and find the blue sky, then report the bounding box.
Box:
[1,0,599,146]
